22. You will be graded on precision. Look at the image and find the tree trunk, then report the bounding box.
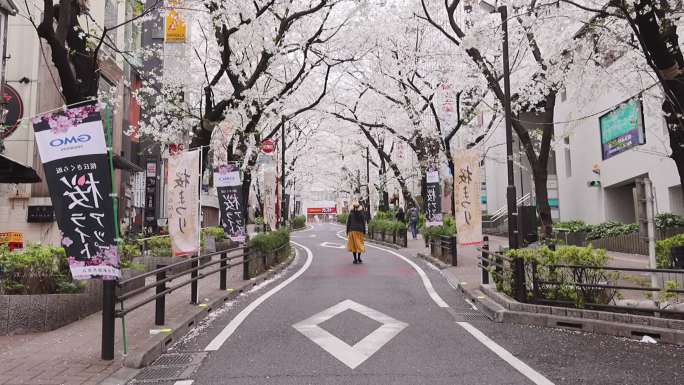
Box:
[532,168,553,238]
[447,158,455,217]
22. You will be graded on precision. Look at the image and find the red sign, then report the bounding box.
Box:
[0,84,24,139]
[261,139,275,154]
[307,207,337,214]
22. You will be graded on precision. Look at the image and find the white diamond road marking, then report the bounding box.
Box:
[320,242,345,249]
[293,299,408,369]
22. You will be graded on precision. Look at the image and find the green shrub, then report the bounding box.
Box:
[504,245,616,307]
[145,236,172,257]
[337,213,349,224]
[255,216,264,225]
[249,228,290,254]
[203,226,226,241]
[292,216,306,229]
[553,220,592,233]
[368,218,406,234]
[656,233,684,268]
[586,221,638,240]
[655,213,684,230]
[420,214,456,241]
[0,244,83,295]
[119,242,142,260]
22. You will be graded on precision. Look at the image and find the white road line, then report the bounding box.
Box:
[337,230,553,384]
[457,322,554,385]
[336,232,449,308]
[204,242,313,351]
[464,298,478,311]
[174,381,194,385]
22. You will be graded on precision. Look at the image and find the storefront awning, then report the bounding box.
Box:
[113,155,144,173]
[0,154,41,183]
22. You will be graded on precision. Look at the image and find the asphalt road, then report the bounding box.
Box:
[132,223,684,385]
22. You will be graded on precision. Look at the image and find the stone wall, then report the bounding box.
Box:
[0,280,102,335]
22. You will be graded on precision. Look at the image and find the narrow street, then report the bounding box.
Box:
[129,224,683,385]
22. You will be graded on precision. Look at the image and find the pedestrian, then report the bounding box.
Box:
[346,200,366,264]
[407,204,419,240]
[395,207,405,223]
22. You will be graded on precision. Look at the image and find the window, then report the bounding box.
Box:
[564,137,572,178]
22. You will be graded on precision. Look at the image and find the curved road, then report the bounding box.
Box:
[130,223,684,385]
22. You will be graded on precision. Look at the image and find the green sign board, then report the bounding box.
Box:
[599,98,645,160]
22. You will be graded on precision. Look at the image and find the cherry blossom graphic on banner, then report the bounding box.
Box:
[32,103,120,280]
[454,150,482,246]
[215,164,246,242]
[168,150,200,256]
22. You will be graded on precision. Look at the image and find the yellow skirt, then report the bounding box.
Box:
[347,231,365,253]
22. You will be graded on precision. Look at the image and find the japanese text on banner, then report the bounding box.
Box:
[453,150,482,246]
[215,164,246,243]
[32,103,120,280]
[168,150,200,256]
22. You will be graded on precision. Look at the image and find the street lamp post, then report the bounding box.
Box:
[481,3,523,300]
[498,5,519,252]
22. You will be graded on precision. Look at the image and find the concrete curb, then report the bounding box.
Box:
[416,252,449,270]
[121,253,297,369]
[479,284,684,346]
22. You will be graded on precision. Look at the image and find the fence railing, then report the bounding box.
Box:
[552,227,684,256]
[101,241,290,360]
[477,237,684,319]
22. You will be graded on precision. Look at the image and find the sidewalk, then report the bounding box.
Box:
[0,252,249,385]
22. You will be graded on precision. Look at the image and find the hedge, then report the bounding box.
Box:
[292,216,306,229]
[249,228,290,254]
[656,233,684,269]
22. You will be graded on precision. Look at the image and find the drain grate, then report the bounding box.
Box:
[129,352,207,383]
[133,365,196,382]
[452,311,490,322]
[152,352,206,366]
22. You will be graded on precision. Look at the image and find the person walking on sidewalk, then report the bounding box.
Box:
[407,205,419,239]
[346,201,366,264]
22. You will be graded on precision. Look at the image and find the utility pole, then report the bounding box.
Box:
[281,116,286,227]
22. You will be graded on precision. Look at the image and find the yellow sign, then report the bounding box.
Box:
[0,232,23,244]
[165,9,187,43]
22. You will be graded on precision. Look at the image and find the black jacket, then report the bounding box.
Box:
[346,209,366,234]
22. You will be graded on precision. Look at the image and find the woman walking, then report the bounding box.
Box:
[346,201,366,264]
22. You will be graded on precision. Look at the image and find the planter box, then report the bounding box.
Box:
[0,280,102,335]
[373,231,383,241]
[117,268,146,297]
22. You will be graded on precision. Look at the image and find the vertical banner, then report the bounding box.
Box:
[262,165,277,229]
[32,103,120,280]
[168,150,200,256]
[425,169,442,226]
[454,150,483,245]
[144,161,157,229]
[215,164,246,242]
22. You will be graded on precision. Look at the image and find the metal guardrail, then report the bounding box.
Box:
[101,241,290,359]
[477,237,684,318]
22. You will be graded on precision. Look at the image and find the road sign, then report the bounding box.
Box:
[261,139,275,154]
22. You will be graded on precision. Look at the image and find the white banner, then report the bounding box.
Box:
[168,150,200,256]
[453,150,482,246]
[262,165,277,228]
